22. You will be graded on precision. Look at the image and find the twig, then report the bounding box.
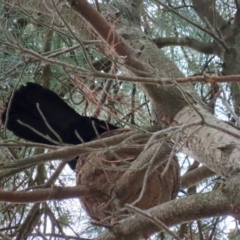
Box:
[17,120,61,145]
[36,103,63,143]
[51,0,96,72]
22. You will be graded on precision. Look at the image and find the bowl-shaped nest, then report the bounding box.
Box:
[76,129,180,225]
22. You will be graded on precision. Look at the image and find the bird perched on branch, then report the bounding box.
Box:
[1,82,118,170]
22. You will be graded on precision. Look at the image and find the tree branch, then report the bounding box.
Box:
[192,0,227,29]
[94,172,240,240]
[0,186,98,203]
[153,37,215,55]
[181,165,215,189]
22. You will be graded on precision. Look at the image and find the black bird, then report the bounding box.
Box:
[1,83,118,170]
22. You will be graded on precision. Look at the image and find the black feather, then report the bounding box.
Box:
[1,83,118,170]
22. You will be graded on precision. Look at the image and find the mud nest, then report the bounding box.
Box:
[76,129,180,225]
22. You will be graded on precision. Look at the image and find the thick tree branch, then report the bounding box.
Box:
[153,37,215,55]
[66,0,154,75]
[94,172,240,240]
[181,165,215,189]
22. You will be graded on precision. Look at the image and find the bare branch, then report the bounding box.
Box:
[0,186,98,203]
